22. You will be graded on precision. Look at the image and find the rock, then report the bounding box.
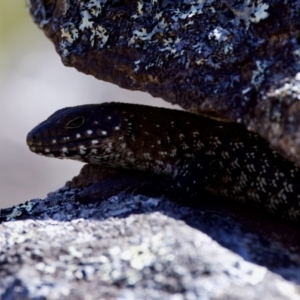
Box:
[15,1,300,298]
[27,0,300,165]
[1,186,300,299]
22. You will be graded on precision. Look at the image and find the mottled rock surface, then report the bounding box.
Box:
[1,185,300,299]
[27,0,300,165]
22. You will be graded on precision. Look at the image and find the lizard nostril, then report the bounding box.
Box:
[26,131,41,146]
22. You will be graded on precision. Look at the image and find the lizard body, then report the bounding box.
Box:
[27,102,300,222]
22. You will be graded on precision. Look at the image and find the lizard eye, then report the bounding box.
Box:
[65,117,85,128]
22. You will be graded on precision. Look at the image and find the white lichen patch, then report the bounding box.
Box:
[61,26,79,44]
[229,0,269,29]
[5,207,23,220]
[79,10,94,30]
[137,1,143,15]
[208,27,230,42]
[251,2,269,23]
[129,13,169,49]
[88,0,107,17]
[59,0,109,57]
[268,76,300,101]
[251,60,270,89]
[173,0,214,20]
[128,0,245,71]
[90,25,109,48]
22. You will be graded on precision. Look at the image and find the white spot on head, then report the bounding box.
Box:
[79,145,87,155]
[61,147,68,153]
[52,139,57,144]
[107,116,112,120]
[76,134,81,138]
[44,148,50,153]
[115,126,120,130]
[87,130,93,135]
[91,140,99,144]
[102,131,107,135]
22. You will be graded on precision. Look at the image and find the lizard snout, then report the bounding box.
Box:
[26,130,41,146]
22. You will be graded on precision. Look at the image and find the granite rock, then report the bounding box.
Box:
[1,186,300,299]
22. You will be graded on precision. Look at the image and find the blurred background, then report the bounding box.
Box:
[0,2,175,208]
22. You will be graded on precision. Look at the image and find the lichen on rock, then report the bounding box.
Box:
[27,0,300,165]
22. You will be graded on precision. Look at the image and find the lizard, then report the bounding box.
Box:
[26,102,300,222]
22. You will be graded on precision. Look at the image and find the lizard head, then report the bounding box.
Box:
[26,102,131,166]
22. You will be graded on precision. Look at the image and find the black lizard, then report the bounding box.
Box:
[26,102,300,222]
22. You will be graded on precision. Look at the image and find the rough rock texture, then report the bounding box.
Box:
[27,0,300,165]
[1,185,300,299]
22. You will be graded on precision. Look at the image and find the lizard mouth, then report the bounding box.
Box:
[27,134,99,160]
[26,122,108,160]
